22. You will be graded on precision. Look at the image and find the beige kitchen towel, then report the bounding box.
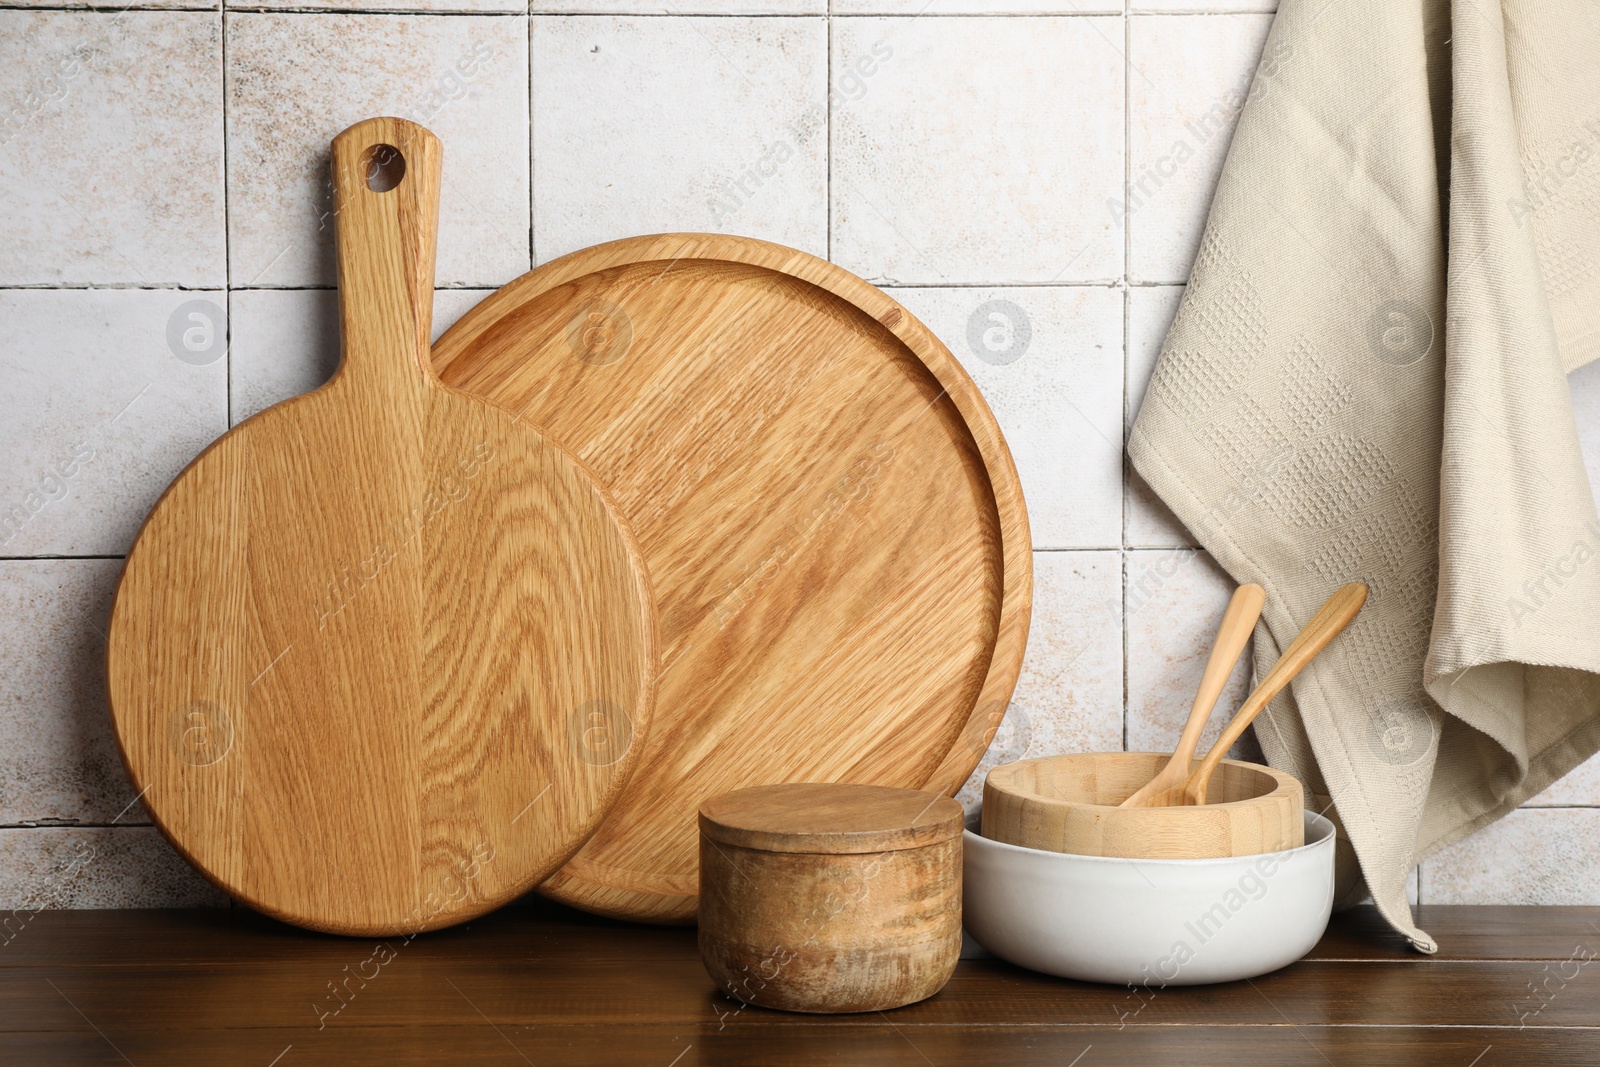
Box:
[1129,0,1600,952]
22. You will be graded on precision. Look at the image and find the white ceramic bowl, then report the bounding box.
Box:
[963,809,1335,986]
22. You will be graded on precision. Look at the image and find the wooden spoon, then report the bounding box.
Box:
[1180,582,1368,806]
[1119,582,1265,808]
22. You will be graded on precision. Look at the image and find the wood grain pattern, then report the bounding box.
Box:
[698,784,963,1013]
[10,1024,1600,1067]
[1120,583,1264,808]
[6,938,1597,1029]
[6,905,1600,1066]
[983,753,1304,858]
[104,118,657,936]
[1183,582,1367,805]
[432,233,1031,923]
[4,903,1595,967]
[697,782,964,854]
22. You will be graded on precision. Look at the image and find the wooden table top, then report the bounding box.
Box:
[2,902,1596,1065]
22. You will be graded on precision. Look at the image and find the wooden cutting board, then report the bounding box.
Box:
[106,118,657,936]
[433,234,1031,923]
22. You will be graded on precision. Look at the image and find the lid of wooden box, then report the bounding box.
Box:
[698,783,964,855]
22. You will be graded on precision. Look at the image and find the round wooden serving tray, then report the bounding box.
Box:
[434,234,1031,923]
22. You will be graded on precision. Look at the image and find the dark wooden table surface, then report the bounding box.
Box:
[1,903,1596,1065]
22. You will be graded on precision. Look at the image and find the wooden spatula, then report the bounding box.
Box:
[1179,582,1368,806]
[1120,582,1265,808]
[106,117,657,935]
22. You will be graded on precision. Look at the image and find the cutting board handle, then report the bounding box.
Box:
[329,117,443,395]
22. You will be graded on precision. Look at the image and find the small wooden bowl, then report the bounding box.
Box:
[698,783,963,1014]
[982,753,1304,859]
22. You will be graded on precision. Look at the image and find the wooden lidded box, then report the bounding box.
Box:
[697,783,964,1014]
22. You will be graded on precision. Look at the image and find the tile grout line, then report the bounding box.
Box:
[825,6,834,257]
[527,1,535,270]
[0,284,230,291]
[222,4,232,428]
[0,281,1195,291]
[0,823,155,831]
[0,5,1274,15]
[38,544,1520,560]
[1120,549,1129,752]
[1120,0,1131,754]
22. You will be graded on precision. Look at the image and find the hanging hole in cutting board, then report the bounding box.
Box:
[363,143,405,192]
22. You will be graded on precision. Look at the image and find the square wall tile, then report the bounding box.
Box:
[226,13,529,288]
[1525,752,1600,807]
[1133,1,1274,11]
[0,827,225,910]
[0,290,227,556]
[230,288,492,423]
[1570,356,1600,488]
[430,289,496,342]
[532,16,827,264]
[228,289,337,424]
[957,550,1123,811]
[0,11,224,286]
[1554,360,1600,804]
[249,0,521,11]
[1127,13,1272,282]
[832,17,1124,285]
[0,0,218,7]
[837,0,1119,13]
[0,561,136,825]
[535,0,823,13]
[1125,548,1256,757]
[891,286,1122,549]
[1422,809,1600,905]
[1126,284,1196,547]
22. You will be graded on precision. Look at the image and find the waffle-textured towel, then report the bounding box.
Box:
[1129,0,1600,951]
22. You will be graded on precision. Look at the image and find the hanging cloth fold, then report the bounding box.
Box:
[1129,0,1600,951]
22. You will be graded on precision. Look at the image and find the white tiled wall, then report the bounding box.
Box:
[534,16,829,261]
[2,1,1597,911]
